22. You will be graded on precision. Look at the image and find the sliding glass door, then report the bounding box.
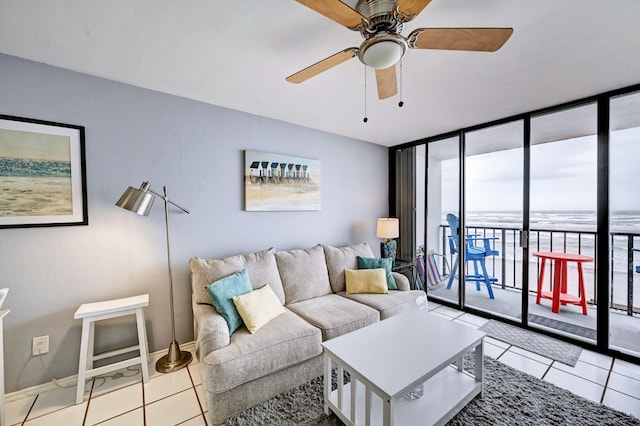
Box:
[528,103,598,343]
[609,91,640,357]
[463,121,524,320]
[424,136,460,306]
[423,124,525,319]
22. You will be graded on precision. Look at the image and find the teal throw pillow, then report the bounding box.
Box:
[205,268,253,333]
[357,256,397,290]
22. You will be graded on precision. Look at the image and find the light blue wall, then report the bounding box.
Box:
[0,53,389,393]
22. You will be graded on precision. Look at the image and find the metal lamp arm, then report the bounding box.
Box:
[147,186,190,214]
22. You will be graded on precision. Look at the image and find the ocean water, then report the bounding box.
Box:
[462,210,640,233]
[0,156,71,179]
[0,156,73,216]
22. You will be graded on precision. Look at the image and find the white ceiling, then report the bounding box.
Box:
[1,0,640,147]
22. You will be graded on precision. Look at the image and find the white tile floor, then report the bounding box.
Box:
[5,303,640,425]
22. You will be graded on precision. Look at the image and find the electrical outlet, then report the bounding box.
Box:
[32,335,49,356]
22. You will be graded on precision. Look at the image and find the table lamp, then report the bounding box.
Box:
[116,181,192,373]
[376,218,399,264]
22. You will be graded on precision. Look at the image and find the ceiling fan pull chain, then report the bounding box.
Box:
[363,66,368,123]
[398,59,404,108]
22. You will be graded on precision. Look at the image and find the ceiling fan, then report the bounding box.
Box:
[286,0,513,100]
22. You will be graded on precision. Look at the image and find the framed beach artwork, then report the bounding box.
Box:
[244,150,321,211]
[0,115,88,228]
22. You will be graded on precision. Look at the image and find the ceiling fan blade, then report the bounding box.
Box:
[375,66,397,100]
[286,48,358,84]
[395,0,433,22]
[295,0,369,31]
[408,28,513,52]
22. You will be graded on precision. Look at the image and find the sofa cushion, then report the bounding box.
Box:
[190,248,285,306]
[323,243,375,293]
[202,310,322,394]
[392,271,411,291]
[340,290,427,320]
[345,268,388,294]
[286,294,379,341]
[357,256,397,290]
[205,268,253,333]
[276,244,332,304]
[233,285,287,334]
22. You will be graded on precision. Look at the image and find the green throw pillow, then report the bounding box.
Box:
[356,256,397,290]
[205,268,253,333]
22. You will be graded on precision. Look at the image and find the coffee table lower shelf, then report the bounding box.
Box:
[326,365,481,426]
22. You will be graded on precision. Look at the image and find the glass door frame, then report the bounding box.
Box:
[422,109,607,338]
[396,82,640,363]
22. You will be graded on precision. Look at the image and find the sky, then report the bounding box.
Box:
[0,128,71,162]
[441,127,640,213]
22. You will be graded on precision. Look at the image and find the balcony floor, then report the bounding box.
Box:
[427,279,640,355]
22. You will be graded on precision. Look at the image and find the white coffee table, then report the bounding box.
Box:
[322,309,485,426]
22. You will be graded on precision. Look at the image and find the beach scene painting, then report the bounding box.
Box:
[0,116,87,228]
[244,150,321,211]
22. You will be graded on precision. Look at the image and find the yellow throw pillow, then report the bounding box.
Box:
[345,268,389,294]
[232,285,287,333]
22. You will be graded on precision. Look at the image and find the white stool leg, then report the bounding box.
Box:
[86,321,95,371]
[76,318,91,404]
[135,308,150,383]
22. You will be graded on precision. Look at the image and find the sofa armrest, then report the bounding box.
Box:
[392,272,410,291]
[192,301,230,358]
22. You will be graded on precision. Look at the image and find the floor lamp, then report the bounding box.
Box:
[116,181,192,373]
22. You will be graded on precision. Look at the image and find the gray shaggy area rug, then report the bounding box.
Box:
[226,356,640,426]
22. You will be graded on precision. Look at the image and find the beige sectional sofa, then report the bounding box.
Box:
[190,242,427,425]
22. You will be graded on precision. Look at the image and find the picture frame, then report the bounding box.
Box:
[0,115,88,228]
[244,150,321,211]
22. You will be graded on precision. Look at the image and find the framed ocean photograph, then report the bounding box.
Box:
[0,115,88,228]
[244,150,321,211]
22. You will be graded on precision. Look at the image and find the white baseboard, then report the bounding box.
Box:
[5,341,196,403]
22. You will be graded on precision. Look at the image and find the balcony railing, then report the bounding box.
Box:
[436,225,640,315]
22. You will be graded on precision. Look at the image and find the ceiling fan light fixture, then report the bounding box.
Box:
[358,33,407,69]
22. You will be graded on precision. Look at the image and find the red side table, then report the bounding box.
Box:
[533,251,593,315]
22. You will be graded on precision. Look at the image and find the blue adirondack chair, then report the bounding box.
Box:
[635,248,640,273]
[446,213,498,299]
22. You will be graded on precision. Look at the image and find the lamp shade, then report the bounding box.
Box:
[116,182,154,216]
[376,218,399,239]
